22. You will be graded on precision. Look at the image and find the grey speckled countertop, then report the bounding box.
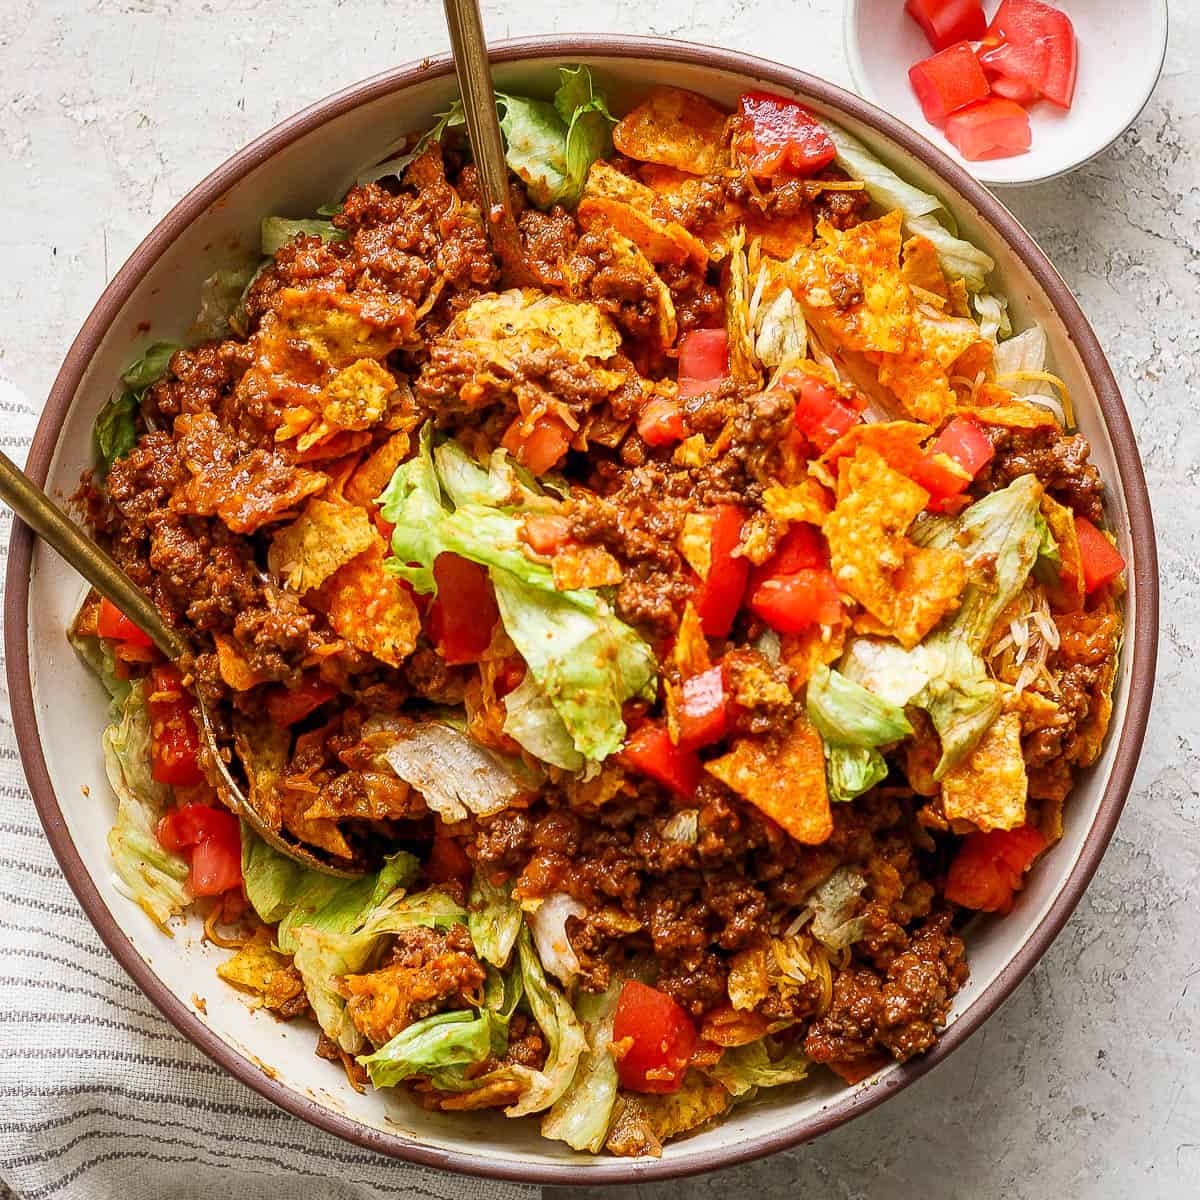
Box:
[1,2,1196,1198]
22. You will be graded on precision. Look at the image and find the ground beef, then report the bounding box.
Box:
[804,909,968,1066]
[977,425,1105,522]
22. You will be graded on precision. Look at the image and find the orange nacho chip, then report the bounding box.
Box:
[968,401,1060,430]
[344,431,413,508]
[673,602,712,678]
[900,235,949,300]
[612,86,729,176]
[762,478,834,528]
[214,633,269,692]
[705,715,831,844]
[579,161,708,268]
[1040,493,1085,612]
[294,359,399,452]
[818,420,932,480]
[779,616,847,689]
[267,499,376,594]
[327,540,421,668]
[893,544,967,648]
[940,712,1027,832]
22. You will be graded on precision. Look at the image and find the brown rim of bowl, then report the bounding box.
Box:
[4,33,1158,1186]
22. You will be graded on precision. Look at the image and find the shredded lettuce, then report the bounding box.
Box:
[70,625,132,709]
[468,872,523,968]
[807,664,911,803]
[379,425,656,762]
[827,124,995,292]
[358,1009,495,1089]
[381,721,526,822]
[103,681,190,928]
[356,102,466,187]
[973,291,1012,343]
[193,263,259,341]
[504,924,587,1116]
[502,673,586,772]
[802,867,868,950]
[260,216,345,257]
[120,343,180,393]
[707,1037,810,1098]
[754,287,808,371]
[541,978,621,1152]
[94,342,181,474]
[527,892,585,986]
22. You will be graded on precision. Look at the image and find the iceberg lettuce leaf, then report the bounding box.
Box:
[468,872,523,968]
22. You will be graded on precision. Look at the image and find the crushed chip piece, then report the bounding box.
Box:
[893,544,967,649]
[269,286,414,366]
[327,540,421,668]
[725,228,761,386]
[1040,494,1085,612]
[214,633,268,692]
[726,942,771,1012]
[780,617,847,689]
[322,358,396,429]
[673,602,712,678]
[551,543,624,591]
[344,431,413,508]
[900,235,949,300]
[824,447,930,633]
[969,402,1060,430]
[217,929,306,1015]
[449,288,622,361]
[680,512,716,580]
[610,233,678,348]
[705,715,831,844]
[579,161,708,268]
[819,420,932,479]
[763,479,834,528]
[267,499,377,594]
[940,712,1027,832]
[612,86,729,176]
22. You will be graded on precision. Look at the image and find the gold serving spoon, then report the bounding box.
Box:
[0,448,363,877]
[442,0,531,284]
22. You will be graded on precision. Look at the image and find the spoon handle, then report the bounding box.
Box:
[0,448,186,659]
[442,0,527,281]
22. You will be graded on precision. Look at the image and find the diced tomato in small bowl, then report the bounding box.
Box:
[945,98,1032,162]
[905,0,987,52]
[979,0,1078,110]
[909,42,991,127]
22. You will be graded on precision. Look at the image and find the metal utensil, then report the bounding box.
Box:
[442,0,529,283]
[0,448,363,877]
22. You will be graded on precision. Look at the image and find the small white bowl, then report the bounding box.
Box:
[845,0,1169,186]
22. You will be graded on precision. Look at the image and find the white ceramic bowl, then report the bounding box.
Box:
[845,0,1169,186]
[5,35,1158,1185]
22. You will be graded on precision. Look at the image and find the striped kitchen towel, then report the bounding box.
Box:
[0,377,535,1200]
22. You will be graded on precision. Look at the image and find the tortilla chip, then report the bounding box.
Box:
[580,161,708,268]
[877,306,984,425]
[969,401,1060,430]
[294,430,373,463]
[267,499,376,594]
[893,544,967,649]
[1041,493,1085,612]
[674,602,712,678]
[780,618,847,689]
[947,278,971,318]
[612,86,728,176]
[551,543,623,591]
[724,228,761,386]
[747,207,814,258]
[819,420,932,480]
[291,359,398,452]
[679,512,716,580]
[232,713,290,832]
[637,1071,732,1141]
[725,942,771,1012]
[610,233,678,347]
[270,286,414,366]
[824,447,929,631]
[762,479,833,528]
[940,712,1027,832]
[326,540,421,668]
[851,610,892,638]
[1070,644,1118,769]
[217,929,306,1015]
[903,709,941,797]
[449,288,622,361]
[705,715,831,844]
[214,633,268,692]
[344,431,412,508]
[901,235,949,300]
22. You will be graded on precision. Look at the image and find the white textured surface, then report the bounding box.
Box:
[0,2,1196,1197]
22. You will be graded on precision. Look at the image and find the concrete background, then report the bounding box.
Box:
[1,1,1196,1197]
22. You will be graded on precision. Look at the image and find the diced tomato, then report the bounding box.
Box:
[750,569,844,633]
[675,666,729,751]
[427,553,499,665]
[521,513,573,557]
[617,721,703,800]
[266,675,339,727]
[494,657,527,698]
[944,98,1032,161]
[979,0,1077,109]
[986,70,1040,105]
[911,415,994,505]
[637,396,688,446]
[612,980,698,1094]
[1074,516,1126,594]
[677,328,730,397]
[750,524,825,590]
[944,825,1046,913]
[148,664,204,787]
[909,42,991,126]
[501,412,572,476]
[787,371,862,452]
[905,0,987,51]
[96,597,155,650]
[157,802,242,896]
[425,834,473,885]
[690,504,750,638]
[374,509,396,543]
[736,92,836,179]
